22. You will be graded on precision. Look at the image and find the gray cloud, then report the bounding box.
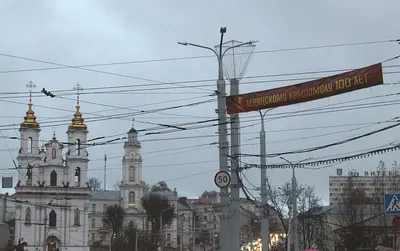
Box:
[0,0,399,202]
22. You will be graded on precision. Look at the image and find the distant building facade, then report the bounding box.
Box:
[11,92,148,251]
[329,168,400,204]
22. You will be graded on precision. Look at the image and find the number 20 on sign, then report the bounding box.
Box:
[214,171,231,188]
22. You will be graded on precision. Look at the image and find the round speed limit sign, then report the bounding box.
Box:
[214,171,231,188]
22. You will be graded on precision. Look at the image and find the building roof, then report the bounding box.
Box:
[187,197,216,205]
[128,127,137,134]
[177,202,191,211]
[90,191,120,201]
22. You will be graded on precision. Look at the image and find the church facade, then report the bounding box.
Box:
[12,89,146,251]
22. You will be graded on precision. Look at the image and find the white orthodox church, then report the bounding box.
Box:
[12,89,147,251]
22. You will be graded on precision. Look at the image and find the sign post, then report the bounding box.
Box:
[214,171,231,189]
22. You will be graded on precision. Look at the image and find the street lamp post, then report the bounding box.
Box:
[258,109,274,251]
[178,27,256,251]
[279,157,312,251]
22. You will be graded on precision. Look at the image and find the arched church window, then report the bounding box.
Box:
[76,139,81,155]
[129,166,135,181]
[129,192,135,205]
[25,207,31,225]
[27,137,33,153]
[49,210,57,227]
[75,167,81,186]
[74,208,80,226]
[50,170,57,186]
[52,148,56,159]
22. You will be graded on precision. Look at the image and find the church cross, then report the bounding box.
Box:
[26,81,36,99]
[73,83,83,102]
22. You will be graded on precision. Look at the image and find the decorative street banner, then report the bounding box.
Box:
[226,63,383,114]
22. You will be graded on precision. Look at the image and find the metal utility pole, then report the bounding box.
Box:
[104,154,107,190]
[279,157,311,251]
[220,40,256,251]
[258,109,274,251]
[179,29,257,251]
[287,205,292,251]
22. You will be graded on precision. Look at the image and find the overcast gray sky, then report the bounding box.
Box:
[0,0,399,203]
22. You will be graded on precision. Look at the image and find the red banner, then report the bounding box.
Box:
[226,63,383,114]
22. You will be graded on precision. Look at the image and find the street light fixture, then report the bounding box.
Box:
[178,28,257,251]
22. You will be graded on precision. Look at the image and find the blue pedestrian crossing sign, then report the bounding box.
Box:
[385,194,400,215]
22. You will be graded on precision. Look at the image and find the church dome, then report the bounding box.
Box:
[20,94,39,129]
[68,100,87,130]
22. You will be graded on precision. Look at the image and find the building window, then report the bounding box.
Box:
[74,208,80,226]
[92,218,96,228]
[76,139,81,155]
[52,148,56,159]
[75,167,81,186]
[91,233,95,241]
[103,221,107,228]
[167,234,171,241]
[92,204,96,213]
[103,204,107,214]
[25,207,31,225]
[49,210,56,227]
[50,170,57,186]
[27,137,32,153]
[129,192,135,205]
[129,166,135,181]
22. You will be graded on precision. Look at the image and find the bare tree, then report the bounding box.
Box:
[141,181,150,192]
[151,181,171,191]
[141,193,176,246]
[102,205,126,250]
[88,177,101,191]
[370,160,400,246]
[266,181,326,251]
[297,186,324,250]
[335,177,377,250]
[266,181,293,251]
[113,181,121,191]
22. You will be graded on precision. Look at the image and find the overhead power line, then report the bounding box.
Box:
[0,38,397,75]
[0,65,399,97]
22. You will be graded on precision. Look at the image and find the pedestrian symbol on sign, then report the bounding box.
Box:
[387,195,400,211]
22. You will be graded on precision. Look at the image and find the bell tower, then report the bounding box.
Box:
[66,84,89,187]
[120,118,143,210]
[17,81,41,186]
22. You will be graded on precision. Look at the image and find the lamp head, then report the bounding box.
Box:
[177,42,188,46]
[220,27,227,34]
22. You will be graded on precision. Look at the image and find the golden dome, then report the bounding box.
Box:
[68,101,87,130]
[20,96,39,128]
